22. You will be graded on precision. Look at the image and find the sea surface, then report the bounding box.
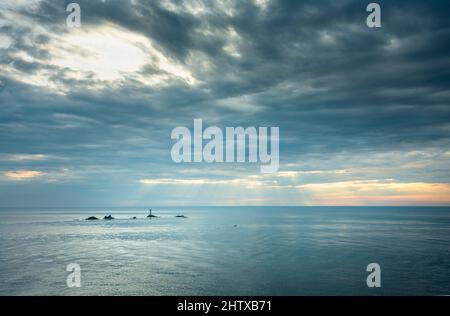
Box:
[0,206,449,296]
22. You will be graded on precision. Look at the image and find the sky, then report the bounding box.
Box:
[0,0,450,207]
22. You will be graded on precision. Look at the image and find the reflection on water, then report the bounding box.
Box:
[0,207,449,295]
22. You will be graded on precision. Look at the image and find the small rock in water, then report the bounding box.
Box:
[103,215,114,220]
[131,216,137,219]
[85,216,99,220]
[175,215,187,218]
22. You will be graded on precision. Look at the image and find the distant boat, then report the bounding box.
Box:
[147,209,158,218]
[103,214,114,220]
[175,215,187,218]
[85,216,99,220]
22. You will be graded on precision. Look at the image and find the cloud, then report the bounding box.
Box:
[275,170,348,177]
[139,177,269,188]
[1,20,197,93]
[2,154,48,161]
[3,170,45,180]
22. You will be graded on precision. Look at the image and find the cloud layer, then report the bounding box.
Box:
[0,0,449,206]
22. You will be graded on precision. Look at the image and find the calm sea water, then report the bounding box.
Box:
[0,207,449,296]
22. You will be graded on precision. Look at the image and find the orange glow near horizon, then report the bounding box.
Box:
[299,181,450,206]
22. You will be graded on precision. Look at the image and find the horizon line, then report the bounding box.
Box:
[1,205,450,209]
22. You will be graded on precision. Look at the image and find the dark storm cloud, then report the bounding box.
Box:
[0,0,449,206]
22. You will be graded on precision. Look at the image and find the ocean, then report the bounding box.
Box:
[0,206,449,295]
